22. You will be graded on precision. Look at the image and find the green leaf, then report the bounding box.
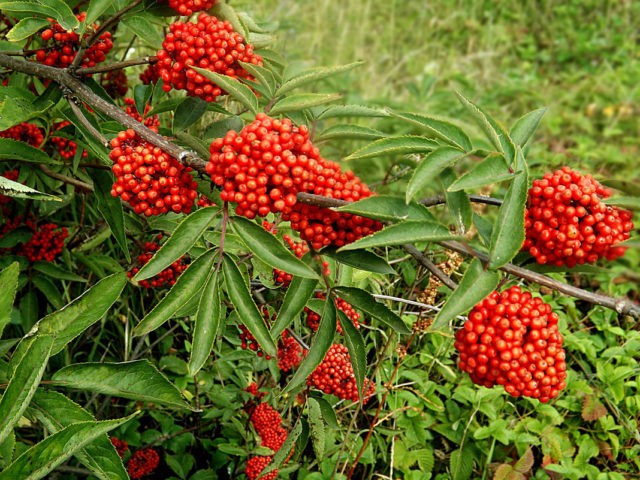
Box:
[0,430,14,469]
[85,0,115,27]
[432,258,500,330]
[173,97,209,132]
[323,249,395,274]
[441,167,473,234]
[318,104,389,119]
[6,17,49,42]
[120,14,163,48]
[133,207,219,282]
[345,135,438,161]
[39,0,78,30]
[0,174,61,202]
[603,195,640,211]
[0,335,53,445]
[238,61,276,96]
[333,286,410,334]
[391,111,472,151]
[30,391,129,480]
[32,277,63,310]
[0,138,56,164]
[0,262,19,338]
[33,272,127,356]
[335,195,436,222]
[0,2,77,30]
[488,148,528,269]
[0,414,137,480]
[406,146,470,202]
[456,92,516,163]
[450,447,473,480]
[514,447,534,473]
[283,299,336,395]
[190,67,259,114]
[222,254,277,358]
[600,179,640,196]
[231,217,318,279]
[271,276,317,338]
[269,420,302,472]
[90,169,130,262]
[447,154,511,191]
[269,93,342,115]
[276,62,362,96]
[51,360,191,409]
[415,448,435,473]
[133,249,217,336]
[188,269,223,376]
[316,124,385,142]
[307,397,325,459]
[212,1,248,38]
[510,108,546,147]
[337,221,455,251]
[311,396,339,428]
[339,310,366,402]
[32,261,86,282]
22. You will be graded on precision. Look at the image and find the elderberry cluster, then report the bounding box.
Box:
[109,437,129,458]
[128,237,189,288]
[168,0,217,16]
[127,448,160,479]
[454,286,567,403]
[305,292,361,334]
[207,113,382,249]
[109,129,198,216]
[156,13,261,102]
[0,122,44,147]
[0,213,68,262]
[246,401,288,480]
[308,343,375,402]
[124,98,160,128]
[50,121,87,160]
[524,166,634,267]
[35,12,113,69]
[101,69,129,98]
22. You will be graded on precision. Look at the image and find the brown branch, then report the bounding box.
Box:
[79,55,158,76]
[403,243,458,290]
[40,165,93,192]
[421,193,503,207]
[65,94,109,147]
[83,0,145,52]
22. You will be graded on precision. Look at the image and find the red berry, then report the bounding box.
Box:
[0,122,44,148]
[128,236,189,288]
[245,456,277,480]
[110,437,129,458]
[127,448,160,479]
[168,0,217,16]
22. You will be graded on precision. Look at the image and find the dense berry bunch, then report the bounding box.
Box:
[245,455,277,480]
[308,343,375,402]
[0,170,19,204]
[50,121,87,160]
[139,64,160,85]
[246,402,288,479]
[273,234,309,286]
[524,167,634,267]
[110,437,129,458]
[277,331,304,372]
[124,98,160,128]
[101,69,128,98]
[156,13,261,102]
[196,194,216,207]
[168,0,217,16]
[128,238,189,288]
[245,382,265,400]
[305,293,361,334]
[240,324,271,359]
[454,286,567,403]
[208,113,382,249]
[127,448,160,479]
[0,122,44,147]
[18,223,69,262]
[35,13,113,69]
[109,129,198,216]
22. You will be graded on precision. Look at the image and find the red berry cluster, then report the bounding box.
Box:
[50,121,87,160]
[124,98,160,128]
[35,13,113,69]
[207,113,382,249]
[0,122,44,147]
[273,234,310,286]
[308,343,375,402]
[139,64,160,85]
[246,455,277,480]
[127,448,160,479]
[128,237,189,288]
[240,324,271,359]
[101,69,128,98]
[168,0,217,16]
[305,292,360,334]
[454,286,567,403]
[19,223,69,262]
[0,170,19,205]
[156,13,261,102]
[109,129,198,216]
[110,437,129,458]
[246,402,288,479]
[277,331,304,372]
[524,166,634,267]
[196,194,216,207]
[245,382,265,400]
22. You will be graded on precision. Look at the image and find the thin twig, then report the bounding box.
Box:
[40,165,93,192]
[420,193,503,207]
[79,55,157,76]
[402,244,458,290]
[65,93,110,146]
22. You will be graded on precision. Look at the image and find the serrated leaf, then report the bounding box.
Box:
[173,97,209,132]
[51,360,191,409]
[337,221,455,251]
[32,261,86,282]
[514,447,534,473]
[442,167,473,233]
[91,169,130,262]
[311,396,339,428]
[336,195,436,222]
[188,269,223,376]
[212,1,248,38]
[392,111,472,151]
[450,448,473,480]
[133,207,219,282]
[456,92,516,163]
[322,249,395,274]
[30,391,129,480]
[121,14,163,48]
[582,395,607,421]
[406,146,470,202]
[271,276,317,338]
[307,397,325,459]
[488,149,528,269]
[238,61,276,96]
[269,93,342,115]
[432,258,500,330]
[190,67,259,114]
[0,334,53,445]
[0,413,137,480]
[333,286,410,334]
[85,0,114,27]
[318,104,389,119]
[282,299,336,395]
[602,195,640,211]
[268,420,302,473]
[600,179,640,196]
[0,138,56,164]
[276,62,362,96]
[493,464,524,480]
[6,17,49,42]
[510,108,546,147]
[32,277,63,309]
[0,430,14,469]
[0,174,61,201]
[231,217,318,279]
[447,154,511,192]
[316,124,384,141]
[339,310,366,401]
[133,249,217,336]
[415,448,434,473]
[345,135,438,161]
[0,262,19,338]
[0,1,77,30]
[222,254,277,358]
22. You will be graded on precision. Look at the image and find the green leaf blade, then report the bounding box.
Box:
[392,111,472,151]
[271,276,317,338]
[0,262,19,338]
[268,93,342,115]
[333,286,410,334]
[510,108,546,147]
[345,135,438,161]
[339,310,367,402]
[406,146,469,202]
[190,67,259,114]
[188,269,223,376]
[337,221,456,251]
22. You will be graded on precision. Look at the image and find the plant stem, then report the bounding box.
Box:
[78,55,157,76]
